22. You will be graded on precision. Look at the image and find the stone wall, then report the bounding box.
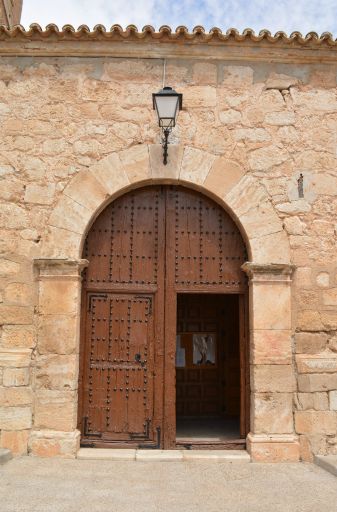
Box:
[0,45,336,460]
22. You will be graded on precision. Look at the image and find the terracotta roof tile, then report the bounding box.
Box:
[0,24,335,46]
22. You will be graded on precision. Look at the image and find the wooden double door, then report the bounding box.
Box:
[78,185,248,448]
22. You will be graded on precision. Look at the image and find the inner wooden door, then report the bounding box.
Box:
[78,185,248,448]
[175,293,246,449]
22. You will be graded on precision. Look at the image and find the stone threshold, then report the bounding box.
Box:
[77,448,250,462]
[314,455,337,477]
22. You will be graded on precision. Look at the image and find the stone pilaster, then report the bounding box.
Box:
[30,259,88,457]
[242,263,300,462]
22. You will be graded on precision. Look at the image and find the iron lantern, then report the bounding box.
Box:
[152,86,183,165]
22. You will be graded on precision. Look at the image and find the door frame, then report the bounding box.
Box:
[77,184,250,449]
[163,289,250,449]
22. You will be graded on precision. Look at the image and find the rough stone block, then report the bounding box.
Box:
[34,390,77,431]
[3,367,30,387]
[1,326,35,349]
[251,284,291,330]
[296,392,329,411]
[222,66,254,87]
[284,216,305,235]
[0,349,32,368]
[329,391,337,411]
[149,144,183,181]
[119,145,150,183]
[29,429,80,458]
[225,175,268,217]
[316,272,330,288]
[0,387,33,406]
[294,267,312,288]
[41,226,82,260]
[265,111,296,126]
[34,354,78,390]
[321,312,337,330]
[252,393,294,434]
[266,72,299,90]
[0,306,33,325]
[295,332,327,354]
[0,407,32,430]
[89,153,129,195]
[233,128,271,142]
[39,280,80,316]
[180,147,216,185]
[0,430,29,456]
[247,434,300,462]
[48,196,92,235]
[322,288,337,306]
[240,201,283,239]
[299,434,314,462]
[250,231,291,265]
[204,157,245,196]
[24,184,55,205]
[248,145,288,172]
[251,365,295,393]
[63,170,109,212]
[4,283,34,307]
[251,330,292,364]
[298,373,337,392]
[296,354,337,374]
[0,259,21,277]
[180,86,216,108]
[295,411,337,435]
[0,204,28,229]
[192,62,217,85]
[38,314,78,355]
[219,109,241,124]
[297,311,324,331]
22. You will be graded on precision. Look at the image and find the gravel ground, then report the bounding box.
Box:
[0,457,337,512]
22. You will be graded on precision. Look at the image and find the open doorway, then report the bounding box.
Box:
[176,294,246,449]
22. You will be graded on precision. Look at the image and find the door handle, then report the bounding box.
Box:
[135,353,146,367]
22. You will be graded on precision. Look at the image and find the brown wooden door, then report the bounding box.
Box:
[79,187,165,447]
[78,185,248,448]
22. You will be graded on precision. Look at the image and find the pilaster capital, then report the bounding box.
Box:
[241,262,296,283]
[34,258,89,279]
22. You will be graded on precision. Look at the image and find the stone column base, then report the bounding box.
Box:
[247,433,300,462]
[28,430,80,458]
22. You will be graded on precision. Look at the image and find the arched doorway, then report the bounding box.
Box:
[78,185,249,449]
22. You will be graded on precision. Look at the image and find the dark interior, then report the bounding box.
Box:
[176,294,241,444]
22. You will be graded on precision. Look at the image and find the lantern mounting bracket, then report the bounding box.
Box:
[162,128,170,165]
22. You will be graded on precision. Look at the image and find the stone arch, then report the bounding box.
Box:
[40,143,290,265]
[32,144,299,462]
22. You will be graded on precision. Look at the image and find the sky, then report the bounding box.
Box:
[21,0,337,36]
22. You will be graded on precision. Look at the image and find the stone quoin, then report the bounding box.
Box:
[0,6,337,462]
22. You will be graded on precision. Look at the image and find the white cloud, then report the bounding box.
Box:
[21,0,337,35]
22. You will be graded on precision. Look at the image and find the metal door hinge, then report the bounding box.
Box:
[138,427,161,449]
[88,293,108,312]
[83,416,102,438]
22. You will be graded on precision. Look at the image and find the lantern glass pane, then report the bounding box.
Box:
[155,95,179,125]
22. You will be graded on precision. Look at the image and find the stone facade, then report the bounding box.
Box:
[0,0,22,26]
[0,26,337,461]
